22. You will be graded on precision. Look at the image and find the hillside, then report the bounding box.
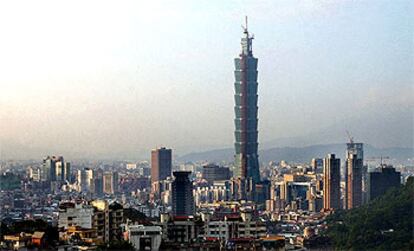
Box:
[324,177,414,250]
[177,144,413,163]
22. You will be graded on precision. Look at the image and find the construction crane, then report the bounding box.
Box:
[346,130,354,144]
[365,156,390,167]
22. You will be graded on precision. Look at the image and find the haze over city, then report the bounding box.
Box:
[1,1,412,159]
[0,1,413,251]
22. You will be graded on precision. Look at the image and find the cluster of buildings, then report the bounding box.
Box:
[58,200,124,245]
[0,19,411,251]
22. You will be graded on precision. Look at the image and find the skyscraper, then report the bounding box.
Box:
[311,158,323,173]
[172,171,194,216]
[64,162,71,182]
[78,168,94,193]
[345,142,363,209]
[151,147,172,184]
[42,156,65,182]
[103,171,119,194]
[94,169,104,197]
[323,154,341,210]
[233,17,260,184]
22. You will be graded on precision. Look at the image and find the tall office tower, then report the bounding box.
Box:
[103,171,119,194]
[103,172,113,194]
[42,156,65,182]
[64,162,71,182]
[345,142,363,209]
[94,170,104,197]
[28,167,41,182]
[172,171,194,216]
[77,170,82,191]
[361,165,369,204]
[78,168,94,193]
[151,147,172,192]
[42,156,55,181]
[233,18,260,184]
[56,161,64,181]
[311,158,323,173]
[323,154,341,210]
[368,165,400,201]
[57,161,70,182]
[112,172,118,194]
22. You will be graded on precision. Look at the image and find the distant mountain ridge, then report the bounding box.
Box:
[1,105,411,161]
[177,143,413,163]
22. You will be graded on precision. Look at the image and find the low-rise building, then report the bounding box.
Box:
[202,164,230,184]
[58,200,124,245]
[2,232,32,250]
[31,231,46,247]
[125,224,162,251]
[204,210,266,242]
[158,213,204,244]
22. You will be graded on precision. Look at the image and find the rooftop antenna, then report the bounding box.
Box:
[242,16,248,33]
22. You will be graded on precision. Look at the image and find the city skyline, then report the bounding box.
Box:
[0,2,411,250]
[0,1,413,160]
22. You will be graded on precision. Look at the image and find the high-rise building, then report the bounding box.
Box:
[95,177,104,197]
[172,171,194,216]
[368,166,400,201]
[202,164,230,183]
[42,156,66,182]
[78,168,94,193]
[230,177,255,201]
[151,147,172,184]
[56,161,63,181]
[278,174,313,210]
[43,156,56,181]
[42,156,54,181]
[311,158,323,173]
[64,162,70,182]
[345,142,363,209]
[323,154,341,210]
[28,166,41,182]
[103,171,118,194]
[151,147,172,196]
[233,18,260,184]
[56,160,71,182]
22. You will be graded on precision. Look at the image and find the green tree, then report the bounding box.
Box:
[324,177,414,250]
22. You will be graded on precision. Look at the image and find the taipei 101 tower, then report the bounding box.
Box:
[233,17,260,184]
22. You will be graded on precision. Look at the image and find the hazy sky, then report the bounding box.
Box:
[0,1,412,159]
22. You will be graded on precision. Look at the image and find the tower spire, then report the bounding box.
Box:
[240,16,253,56]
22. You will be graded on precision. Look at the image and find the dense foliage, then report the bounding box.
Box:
[324,177,414,250]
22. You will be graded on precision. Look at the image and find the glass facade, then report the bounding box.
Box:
[233,26,260,183]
